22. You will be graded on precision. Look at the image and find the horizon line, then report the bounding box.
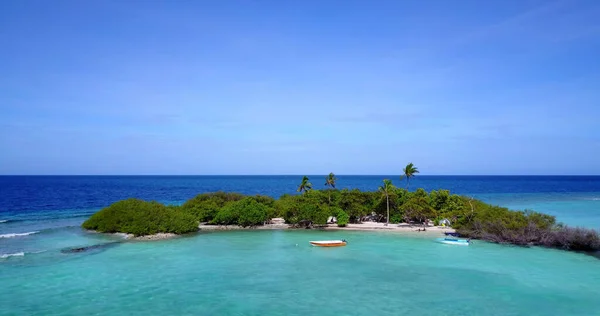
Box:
[1,174,599,177]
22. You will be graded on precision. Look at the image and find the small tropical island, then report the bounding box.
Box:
[83,165,600,255]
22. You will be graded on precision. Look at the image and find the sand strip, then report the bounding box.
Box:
[198,221,455,236]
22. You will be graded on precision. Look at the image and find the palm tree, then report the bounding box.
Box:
[324,172,337,204]
[402,162,419,190]
[378,179,395,226]
[324,172,337,189]
[297,176,313,194]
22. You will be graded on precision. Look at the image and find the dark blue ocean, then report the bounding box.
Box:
[2,176,600,315]
[1,175,600,224]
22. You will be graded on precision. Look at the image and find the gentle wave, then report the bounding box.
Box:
[0,213,92,223]
[0,231,39,238]
[0,250,47,260]
[0,252,25,259]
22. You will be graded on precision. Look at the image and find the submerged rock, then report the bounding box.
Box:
[61,242,120,254]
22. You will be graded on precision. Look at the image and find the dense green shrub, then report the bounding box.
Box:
[429,189,450,210]
[390,214,403,224]
[181,192,272,222]
[300,202,330,226]
[82,199,198,236]
[183,191,246,208]
[278,193,331,226]
[412,188,429,199]
[239,206,269,227]
[248,195,276,208]
[187,200,220,222]
[182,191,245,221]
[211,197,270,227]
[400,197,436,224]
[210,206,240,225]
[339,189,376,222]
[337,210,349,227]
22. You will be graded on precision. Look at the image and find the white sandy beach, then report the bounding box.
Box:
[198,218,455,236]
[103,220,454,241]
[325,222,455,235]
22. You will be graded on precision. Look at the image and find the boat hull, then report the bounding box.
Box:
[309,240,347,247]
[436,238,470,246]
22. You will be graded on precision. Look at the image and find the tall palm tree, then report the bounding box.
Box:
[324,172,337,189]
[324,172,337,204]
[297,176,313,194]
[378,179,395,226]
[402,162,419,190]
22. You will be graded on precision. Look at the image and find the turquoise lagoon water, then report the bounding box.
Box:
[2,176,600,315]
[2,230,600,315]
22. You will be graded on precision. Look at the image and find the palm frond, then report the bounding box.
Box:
[325,172,337,188]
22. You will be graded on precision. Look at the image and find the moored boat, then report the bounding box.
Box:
[444,232,460,237]
[309,239,347,247]
[436,237,470,246]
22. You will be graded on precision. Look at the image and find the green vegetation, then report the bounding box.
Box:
[378,179,395,226]
[402,162,419,190]
[297,176,313,194]
[82,172,600,254]
[452,202,600,251]
[82,199,198,236]
[325,172,337,204]
[182,192,275,224]
[211,197,271,227]
[276,193,330,228]
[181,192,246,222]
[337,210,349,227]
[325,172,337,189]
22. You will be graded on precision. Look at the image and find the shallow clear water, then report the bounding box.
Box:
[1,176,600,315]
[2,230,600,315]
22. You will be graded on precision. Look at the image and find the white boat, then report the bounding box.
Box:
[436,237,470,246]
[309,240,347,247]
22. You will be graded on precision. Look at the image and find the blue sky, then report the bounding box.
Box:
[1,0,599,175]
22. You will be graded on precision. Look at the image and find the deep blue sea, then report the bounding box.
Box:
[2,175,600,228]
[1,176,600,315]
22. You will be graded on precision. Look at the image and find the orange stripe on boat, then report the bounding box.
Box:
[309,240,346,247]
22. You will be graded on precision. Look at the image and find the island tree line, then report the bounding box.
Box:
[83,164,600,254]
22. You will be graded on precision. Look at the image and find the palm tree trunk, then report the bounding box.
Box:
[406,177,410,190]
[386,194,390,226]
